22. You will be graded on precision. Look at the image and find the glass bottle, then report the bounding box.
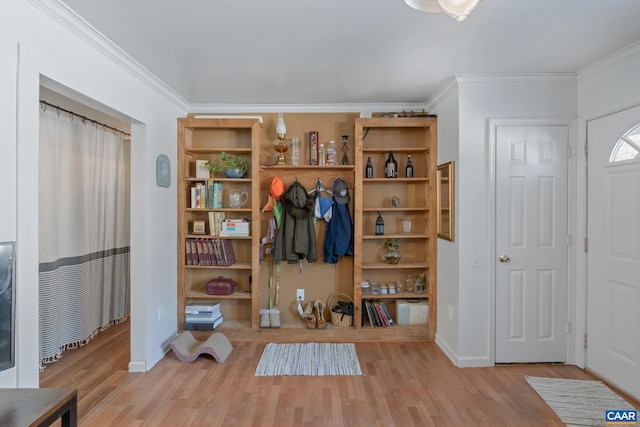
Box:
[365,157,374,178]
[395,280,403,294]
[385,151,398,178]
[318,143,326,165]
[375,211,384,235]
[290,137,300,165]
[406,155,414,178]
[326,140,338,165]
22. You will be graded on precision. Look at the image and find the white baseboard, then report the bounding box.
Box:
[435,334,492,367]
[128,361,146,372]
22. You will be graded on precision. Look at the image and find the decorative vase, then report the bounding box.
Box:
[224,168,246,178]
[383,247,401,264]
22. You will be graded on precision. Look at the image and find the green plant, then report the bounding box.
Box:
[206,151,248,173]
[383,238,400,250]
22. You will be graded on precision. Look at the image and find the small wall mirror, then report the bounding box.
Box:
[437,161,455,241]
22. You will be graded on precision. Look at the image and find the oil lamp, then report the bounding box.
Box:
[275,113,288,165]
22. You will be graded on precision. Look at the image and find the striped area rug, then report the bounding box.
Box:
[526,375,637,426]
[255,342,362,376]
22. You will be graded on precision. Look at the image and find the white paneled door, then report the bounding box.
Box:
[495,125,569,363]
[587,107,640,399]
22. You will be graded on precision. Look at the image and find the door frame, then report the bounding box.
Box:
[487,118,581,366]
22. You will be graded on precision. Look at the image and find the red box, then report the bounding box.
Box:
[205,276,237,295]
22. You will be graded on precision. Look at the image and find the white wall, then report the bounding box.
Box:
[427,79,461,360]
[0,0,186,387]
[430,74,578,367]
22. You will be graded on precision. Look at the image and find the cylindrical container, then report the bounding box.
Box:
[319,144,326,165]
[395,280,403,294]
[326,140,338,165]
[290,137,300,165]
[370,281,380,295]
[380,284,388,295]
[309,131,319,165]
[415,277,425,294]
[405,274,414,293]
[388,283,396,294]
[361,281,370,296]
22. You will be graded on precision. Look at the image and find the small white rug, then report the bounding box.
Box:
[526,375,637,427]
[255,342,362,376]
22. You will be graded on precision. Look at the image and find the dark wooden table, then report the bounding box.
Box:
[0,388,77,427]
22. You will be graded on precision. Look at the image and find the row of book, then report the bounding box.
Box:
[363,299,394,328]
[185,238,236,266]
[191,180,224,209]
[184,302,224,330]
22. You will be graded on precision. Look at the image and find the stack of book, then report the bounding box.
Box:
[219,219,250,237]
[184,303,223,330]
[185,238,236,266]
[363,299,394,328]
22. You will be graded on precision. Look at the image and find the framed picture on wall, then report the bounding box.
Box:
[0,241,15,372]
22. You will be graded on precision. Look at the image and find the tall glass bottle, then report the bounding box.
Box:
[385,151,398,178]
[405,155,414,178]
[365,157,374,178]
[318,144,326,165]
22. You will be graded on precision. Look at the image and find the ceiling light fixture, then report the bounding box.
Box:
[403,0,481,22]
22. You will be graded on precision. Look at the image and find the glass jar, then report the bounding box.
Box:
[380,284,388,295]
[395,280,403,294]
[415,276,425,294]
[361,280,370,296]
[370,281,380,295]
[388,283,396,295]
[405,274,414,293]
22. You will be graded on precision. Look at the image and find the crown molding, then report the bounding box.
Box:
[425,76,458,110]
[455,73,576,86]
[188,102,430,114]
[28,0,189,111]
[577,40,640,83]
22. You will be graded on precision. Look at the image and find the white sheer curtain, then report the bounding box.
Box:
[38,104,130,367]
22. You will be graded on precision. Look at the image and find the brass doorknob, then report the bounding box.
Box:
[499,254,511,263]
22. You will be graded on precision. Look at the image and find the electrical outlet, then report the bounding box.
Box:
[296,289,305,301]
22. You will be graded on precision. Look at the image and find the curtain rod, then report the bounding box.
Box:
[39,100,131,138]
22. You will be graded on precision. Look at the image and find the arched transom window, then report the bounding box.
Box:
[610,123,640,163]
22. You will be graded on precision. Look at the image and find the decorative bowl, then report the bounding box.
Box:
[224,168,246,178]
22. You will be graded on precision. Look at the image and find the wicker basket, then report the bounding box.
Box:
[327,293,354,327]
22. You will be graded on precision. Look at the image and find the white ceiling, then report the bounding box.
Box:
[60,0,640,106]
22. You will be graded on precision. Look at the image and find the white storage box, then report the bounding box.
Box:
[396,299,429,326]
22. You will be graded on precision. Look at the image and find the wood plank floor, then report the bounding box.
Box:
[40,320,640,426]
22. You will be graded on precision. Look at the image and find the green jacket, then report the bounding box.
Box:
[273,181,317,264]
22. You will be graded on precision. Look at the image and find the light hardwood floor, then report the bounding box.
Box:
[40,320,640,426]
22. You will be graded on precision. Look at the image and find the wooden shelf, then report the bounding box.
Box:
[362,292,428,300]
[363,234,429,239]
[362,262,429,269]
[186,290,253,300]
[185,262,252,270]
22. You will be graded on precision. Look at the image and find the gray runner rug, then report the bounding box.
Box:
[255,342,362,376]
[525,375,637,426]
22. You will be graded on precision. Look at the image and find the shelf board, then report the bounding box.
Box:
[260,165,354,171]
[363,234,429,239]
[185,208,252,215]
[185,234,252,240]
[185,291,253,300]
[363,177,429,183]
[185,262,252,270]
[362,292,428,300]
[185,177,251,183]
[362,207,428,212]
[363,147,430,154]
[185,148,253,155]
[363,262,429,269]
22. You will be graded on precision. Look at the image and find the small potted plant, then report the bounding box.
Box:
[206,151,248,178]
[382,238,401,264]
